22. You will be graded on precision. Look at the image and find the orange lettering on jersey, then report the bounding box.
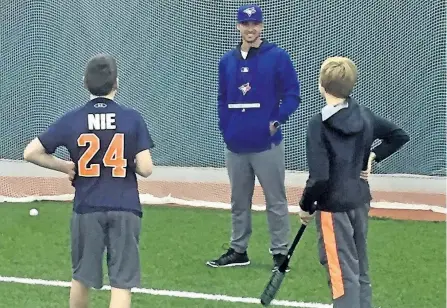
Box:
[77,133,127,178]
[77,133,101,177]
[103,133,127,178]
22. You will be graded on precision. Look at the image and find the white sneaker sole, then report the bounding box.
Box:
[206,261,251,268]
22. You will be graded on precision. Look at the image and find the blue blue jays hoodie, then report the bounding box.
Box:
[217,39,300,153]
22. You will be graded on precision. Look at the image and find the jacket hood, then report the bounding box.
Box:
[257,40,276,53]
[321,97,364,135]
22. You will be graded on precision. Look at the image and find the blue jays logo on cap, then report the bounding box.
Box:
[237,4,263,23]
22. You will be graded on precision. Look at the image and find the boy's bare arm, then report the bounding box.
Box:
[23,137,75,176]
[135,149,153,178]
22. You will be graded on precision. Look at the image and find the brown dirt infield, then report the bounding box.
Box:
[0,177,445,222]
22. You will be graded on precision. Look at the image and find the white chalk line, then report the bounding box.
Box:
[0,276,332,308]
[0,193,445,215]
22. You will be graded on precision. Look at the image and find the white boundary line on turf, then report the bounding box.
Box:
[1,193,445,215]
[0,276,332,308]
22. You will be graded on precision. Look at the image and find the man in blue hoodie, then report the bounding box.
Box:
[206,4,300,272]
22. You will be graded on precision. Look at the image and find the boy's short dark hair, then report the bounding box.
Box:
[84,54,118,96]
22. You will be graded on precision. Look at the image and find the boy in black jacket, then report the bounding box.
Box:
[298,57,409,308]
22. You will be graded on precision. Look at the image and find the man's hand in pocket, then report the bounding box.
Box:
[269,121,279,136]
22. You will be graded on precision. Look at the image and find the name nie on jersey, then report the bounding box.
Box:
[88,113,116,130]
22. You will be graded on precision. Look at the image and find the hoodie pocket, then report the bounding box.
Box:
[223,111,271,149]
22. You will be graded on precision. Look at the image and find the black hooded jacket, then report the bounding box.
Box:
[300,97,410,213]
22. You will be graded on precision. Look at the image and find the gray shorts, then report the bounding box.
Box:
[70,211,142,290]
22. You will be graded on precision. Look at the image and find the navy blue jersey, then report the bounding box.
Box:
[38,97,154,217]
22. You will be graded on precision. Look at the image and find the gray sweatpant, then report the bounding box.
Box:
[315,203,372,308]
[226,141,290,256]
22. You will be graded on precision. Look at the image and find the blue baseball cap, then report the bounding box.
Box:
[237,4,263,23]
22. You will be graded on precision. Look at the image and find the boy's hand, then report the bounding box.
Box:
[65,161,76,181]
[298,204,316,225]
[360,152,376,181]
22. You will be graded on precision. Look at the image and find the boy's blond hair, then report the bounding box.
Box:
[319,56,358,99]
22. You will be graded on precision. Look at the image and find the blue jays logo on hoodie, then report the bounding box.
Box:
[238,82,251,95]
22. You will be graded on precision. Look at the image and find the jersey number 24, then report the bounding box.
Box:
[77,133,127,178]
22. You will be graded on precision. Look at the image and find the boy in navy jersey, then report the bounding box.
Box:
[23,54,154,308]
